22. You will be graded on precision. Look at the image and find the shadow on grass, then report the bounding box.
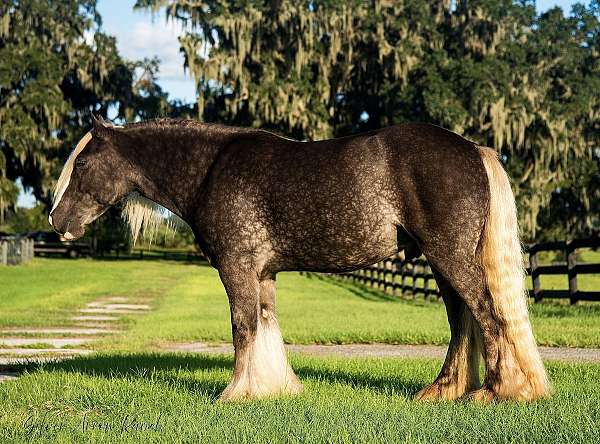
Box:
[5,352,421,400]
[294,363,422,398]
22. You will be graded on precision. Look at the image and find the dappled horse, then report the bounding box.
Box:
[49,116,550,402]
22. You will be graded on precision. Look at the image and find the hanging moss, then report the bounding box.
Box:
[137,0,599,240]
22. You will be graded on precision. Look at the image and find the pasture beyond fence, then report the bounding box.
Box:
[0,238,34,266]
[97,247,203,262]
[336,237,600,304]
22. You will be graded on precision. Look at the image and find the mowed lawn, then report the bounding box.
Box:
[0,354,599,443]
[1,257,600,348]
[1,258,600,443]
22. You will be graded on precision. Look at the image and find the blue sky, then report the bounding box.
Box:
[17,0,582,207]
[97,0,197,103]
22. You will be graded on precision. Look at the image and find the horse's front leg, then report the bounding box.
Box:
[219,267,302,401]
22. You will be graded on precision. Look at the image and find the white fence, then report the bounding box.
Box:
[0,238,34,266]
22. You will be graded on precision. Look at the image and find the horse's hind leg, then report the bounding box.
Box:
[423,251,548,402]
[218,267,302,401]
[415,271,481,400]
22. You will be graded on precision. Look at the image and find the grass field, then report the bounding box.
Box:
[1,258,600,348]
[1,354,599,443]
[1,258,600,443]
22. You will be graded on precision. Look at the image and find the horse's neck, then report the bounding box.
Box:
[125,125,235,218]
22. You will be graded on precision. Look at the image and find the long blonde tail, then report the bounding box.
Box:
[478,147,550,400]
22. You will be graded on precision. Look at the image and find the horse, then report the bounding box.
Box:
[49,115,550,402]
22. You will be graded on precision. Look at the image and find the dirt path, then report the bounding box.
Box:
[165,342,600,363]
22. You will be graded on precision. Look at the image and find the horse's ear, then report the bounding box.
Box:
[91,114,114,140]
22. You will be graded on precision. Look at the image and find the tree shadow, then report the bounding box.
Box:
[294,363,422,398]
[3,352,422,400]
[4,353,231,401]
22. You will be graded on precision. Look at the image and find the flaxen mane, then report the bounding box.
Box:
[122,193,179,245]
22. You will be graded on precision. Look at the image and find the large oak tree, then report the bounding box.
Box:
[136,0,599,240]
[0,0,177,222]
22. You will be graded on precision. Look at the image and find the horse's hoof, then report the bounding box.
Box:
[415,381,470,401]
[462,387,496,403]
[218,379,303,402]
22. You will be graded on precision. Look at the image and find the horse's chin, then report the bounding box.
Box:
[61,225,86,241]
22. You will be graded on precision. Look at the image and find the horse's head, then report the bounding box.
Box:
[49,115,135,240]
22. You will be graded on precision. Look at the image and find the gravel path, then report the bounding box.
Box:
[166,342,600,363]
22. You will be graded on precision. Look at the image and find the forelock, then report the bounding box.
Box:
[51,131,93,211]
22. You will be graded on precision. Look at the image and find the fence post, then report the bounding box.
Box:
[423,266,430,300]
[373,264,379,290]
[411,261,417,300]
[400,260,406,296]
[385,260,391,294]
[529,249,542,302]
[567,241,578,305]
[1,241,6,266]
[392,260,399,297]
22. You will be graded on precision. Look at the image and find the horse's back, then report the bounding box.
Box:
[201,123,489,273]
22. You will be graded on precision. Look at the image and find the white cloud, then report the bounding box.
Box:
[121,21,186,81]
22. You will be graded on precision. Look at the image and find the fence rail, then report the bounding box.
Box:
[527,237,600,304]
[0,238,35,266]
[334,237,599,304]
[336,253,438,300]
[97,247,204,262]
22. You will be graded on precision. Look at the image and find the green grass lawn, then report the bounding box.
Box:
[1,258,600,347]
[1,258,600,443]
[0,354,599,443]
[0,259,192,329]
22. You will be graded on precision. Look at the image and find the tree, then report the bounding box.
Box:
[0,0,182,221]
[136,0,599,241]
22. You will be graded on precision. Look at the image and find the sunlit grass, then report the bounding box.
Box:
[0,353,599,443]
[1,258,600,349]
[1,258,600,442]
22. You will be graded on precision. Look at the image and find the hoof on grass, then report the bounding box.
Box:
[415,380,474,402]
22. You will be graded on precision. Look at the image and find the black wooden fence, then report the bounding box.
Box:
[97,247,204,262]
[336,252,438,300]
[528,238,600,304]
[0,238,35,266]
[334,237,600,304]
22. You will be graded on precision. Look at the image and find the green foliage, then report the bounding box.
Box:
[0,203,50,233]
[137,0,599,241]
[0,1,190,219]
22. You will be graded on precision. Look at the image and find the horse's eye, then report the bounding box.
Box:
[75,159,87,168]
